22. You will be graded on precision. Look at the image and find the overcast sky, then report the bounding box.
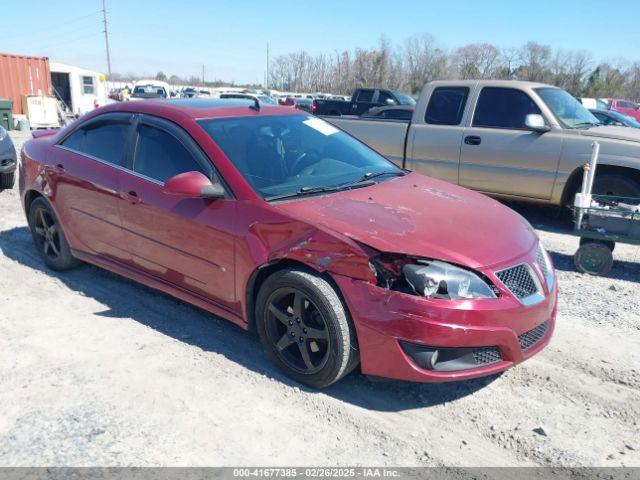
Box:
[2,0,639,84]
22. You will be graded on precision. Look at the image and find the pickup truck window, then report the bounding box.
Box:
[394,92,417,106]
[425,87,469,125]
[356,90,375,103]
[617,100,638,110]
[473,87,541,129]
[198,114,402,199]
[377,91,396,105]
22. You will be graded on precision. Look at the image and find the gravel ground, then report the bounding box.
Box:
[0,130,639,467]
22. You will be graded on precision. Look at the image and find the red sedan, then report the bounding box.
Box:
[19,98,557,388]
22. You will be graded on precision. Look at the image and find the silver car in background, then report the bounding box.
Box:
[0,126,16,189]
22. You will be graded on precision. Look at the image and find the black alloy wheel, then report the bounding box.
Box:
[264,287,330,374]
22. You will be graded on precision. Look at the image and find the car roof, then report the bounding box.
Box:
[97,98,304,120]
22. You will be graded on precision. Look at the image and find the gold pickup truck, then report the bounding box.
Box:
[324,80,640,205]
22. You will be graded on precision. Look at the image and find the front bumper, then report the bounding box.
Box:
[332,271,557,383]
[0,142,17,174]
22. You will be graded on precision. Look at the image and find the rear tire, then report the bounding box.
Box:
[28,197,81,271]
[0,172,15,190]
[255,268,358,388]
[593,174,640,198]
[574,241,613,275]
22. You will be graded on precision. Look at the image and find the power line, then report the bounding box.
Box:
[9,32,103,55]
[0,10,101,41]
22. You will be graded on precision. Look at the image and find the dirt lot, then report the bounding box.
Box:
[0,130,639,467]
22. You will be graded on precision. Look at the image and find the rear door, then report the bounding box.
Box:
[406,85,470,184]
[350,89,376,115]
[117,115,237,309]
[459,87,562,199]
[49,113,133,262]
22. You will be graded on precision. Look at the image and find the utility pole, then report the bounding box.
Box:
[102,0,112,76]
[266,42,269,90]
[202,64,205,85]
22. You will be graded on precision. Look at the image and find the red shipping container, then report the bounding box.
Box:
[0,52,52,115]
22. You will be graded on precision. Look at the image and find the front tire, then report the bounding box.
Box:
[593,174,640,198]
[28,197,81,271]
[256,269,358,388]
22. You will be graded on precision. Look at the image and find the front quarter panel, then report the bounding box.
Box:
[235,199,374,322]
[552,132,640,204]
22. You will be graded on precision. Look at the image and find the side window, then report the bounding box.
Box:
[82,121,130,165]
[473,87,542,129]
[618,100,637,110]
[356,90,375,103]
[60,129,85,151]
[425,87,469,125]
[377,91,396,105]
[592,112,610,125]
[82,76,95,95]
[133,124,204,183]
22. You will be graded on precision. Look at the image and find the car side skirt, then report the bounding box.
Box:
[71,249,248,331]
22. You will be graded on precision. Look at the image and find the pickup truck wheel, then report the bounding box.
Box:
[255,269,358,388]
[593,175,640,198]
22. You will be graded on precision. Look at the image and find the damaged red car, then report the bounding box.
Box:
[20,98,557,388]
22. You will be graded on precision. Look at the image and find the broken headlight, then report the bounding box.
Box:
[371,255,498,300]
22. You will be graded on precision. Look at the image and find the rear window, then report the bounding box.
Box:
[425,87,469,125]
[82,122,129,165]
[356,90,375,103]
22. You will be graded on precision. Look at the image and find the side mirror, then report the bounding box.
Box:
[162,171,225,199]
[524,114,551,133]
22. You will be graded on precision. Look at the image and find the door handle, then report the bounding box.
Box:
[464,135,482,146]
[120,190,142,205]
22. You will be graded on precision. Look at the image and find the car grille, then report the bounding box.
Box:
[472,347,502,365]
[518,319,550,351]
[536,245,548,279]
[495,264,539,299]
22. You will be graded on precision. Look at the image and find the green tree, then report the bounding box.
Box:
[155,71,167,82]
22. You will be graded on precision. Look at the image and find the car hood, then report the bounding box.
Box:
[578,125,640,143]
[273,173,537,270]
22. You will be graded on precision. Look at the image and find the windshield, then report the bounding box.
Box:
[394,92,416,106]
[535,88,599,128]
[198,114,403,199]
[258,95,277,105]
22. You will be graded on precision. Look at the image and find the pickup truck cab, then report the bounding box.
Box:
[313,88,415,116]
[326,80,640,205]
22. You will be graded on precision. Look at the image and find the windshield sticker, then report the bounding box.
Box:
[303,118,339,136]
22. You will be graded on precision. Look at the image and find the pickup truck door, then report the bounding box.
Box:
[350,89,376,115]
[459,86,562,200]
[405,85,471,184]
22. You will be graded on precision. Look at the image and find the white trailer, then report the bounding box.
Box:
[50,62,107,116]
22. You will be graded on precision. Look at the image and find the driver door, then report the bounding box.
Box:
[459,87,563,200]
[117,115,237,309]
